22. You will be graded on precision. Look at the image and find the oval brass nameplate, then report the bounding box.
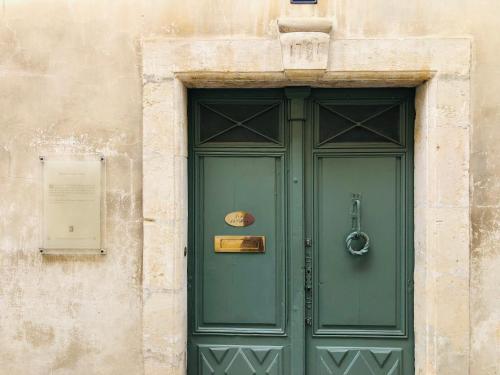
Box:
[225,211,255,227]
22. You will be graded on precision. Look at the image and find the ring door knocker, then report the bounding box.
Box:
[346,194,370,256]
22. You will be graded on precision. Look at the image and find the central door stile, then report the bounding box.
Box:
[285,87,310,375]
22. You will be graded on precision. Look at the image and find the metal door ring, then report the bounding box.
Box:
[346,231,370,256]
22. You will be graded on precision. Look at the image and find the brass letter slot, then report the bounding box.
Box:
[214,236,265,253]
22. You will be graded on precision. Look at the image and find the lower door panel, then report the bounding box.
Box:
[307,155,413,374]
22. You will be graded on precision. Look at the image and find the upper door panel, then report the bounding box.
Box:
[313,89,411,149]
[192,89,286,148]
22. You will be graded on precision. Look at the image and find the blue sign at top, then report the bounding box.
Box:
[291,0,317,3]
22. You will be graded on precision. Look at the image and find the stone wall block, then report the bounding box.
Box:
[143,154,175,220]
[143,290,186,373]
[425,205,470,375]
[434,273,469,334]
[433,208,470,275]
[144,39,283,76]
[106,155,143,222]
[432,127,470,208]
[143,81,175,157]
[434,273,470,374]
[143,221,175,290]
[436,78,471,129]
[330,39,471,76]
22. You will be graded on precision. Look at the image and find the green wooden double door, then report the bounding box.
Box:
[188,88,414,374]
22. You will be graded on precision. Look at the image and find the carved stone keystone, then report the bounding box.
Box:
[278,17,333,74]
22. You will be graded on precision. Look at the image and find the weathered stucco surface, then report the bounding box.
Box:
[0,1,144,373]
[0,0,498,374]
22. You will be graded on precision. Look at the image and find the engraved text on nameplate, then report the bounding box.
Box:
[224,211,255,227]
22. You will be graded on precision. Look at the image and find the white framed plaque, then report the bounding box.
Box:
[40,155,106,254]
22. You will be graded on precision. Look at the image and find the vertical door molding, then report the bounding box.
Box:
[285,87,311,374]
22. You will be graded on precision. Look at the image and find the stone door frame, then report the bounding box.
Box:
[142,23,472,374]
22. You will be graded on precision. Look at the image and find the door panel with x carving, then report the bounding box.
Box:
[197,99,284,145]
[316,101,404,146]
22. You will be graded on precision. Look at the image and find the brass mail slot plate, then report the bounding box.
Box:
[214,236,265,253]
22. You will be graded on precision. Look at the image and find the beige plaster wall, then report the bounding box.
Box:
[0,1,144,374]
[0,0,498,374]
